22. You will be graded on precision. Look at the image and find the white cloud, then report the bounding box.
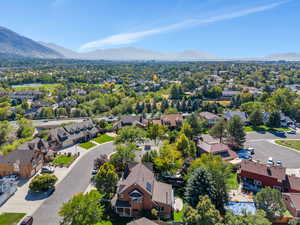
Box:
[79,0,288,50]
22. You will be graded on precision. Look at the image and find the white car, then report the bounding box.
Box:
[248,147,255,155]
[276,160,283,166]
[41,166,55,174]
[267,157,274,165]
[287,130,296,134]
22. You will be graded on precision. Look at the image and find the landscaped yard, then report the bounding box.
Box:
[0,213,26,225]
[173,205,186,222]
[79,141,96,149]
[94,134,115,144]
[226,173,239,190]
[244,125,290,133]
[52,155,76,166]
[275,140,300,151]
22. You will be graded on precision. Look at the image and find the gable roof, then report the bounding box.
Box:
[240,160,286,180]
[161,114,183,126]
[199,111,220,120]
[224,111,247,122]
[286,175,300,192]
[283,193,300,210]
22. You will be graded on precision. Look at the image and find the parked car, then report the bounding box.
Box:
[91,169,98,175]
[267,157,274,165]
[41,166,54,174]
[274,130,285,136]
[20,216,33,225]
[276,160,283,167]
[248,147,255,155]
[287,130,296,134]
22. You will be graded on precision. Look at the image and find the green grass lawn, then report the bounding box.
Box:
[226,173,239,190]
[52,155,75,166]
[275,140,300,151]
[244,125,290,133]
[0,213,26,225]
[173,205,186,222]
[94,134,115,144]
[79,141,96,149]
[13,83,60,91]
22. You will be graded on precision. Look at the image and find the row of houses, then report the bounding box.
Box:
[238,160,300,217]
[0,120,99,178]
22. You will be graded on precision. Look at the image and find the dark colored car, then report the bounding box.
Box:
[20,216,33,225]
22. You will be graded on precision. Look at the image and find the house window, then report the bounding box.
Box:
[253,180,262,186]
[132,198,142,204]
[273,186,282,191]
[146,182,152,192]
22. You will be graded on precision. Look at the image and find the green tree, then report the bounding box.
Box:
[0,121,13,145]
[115,126,145,144]
[17,118,35,138]
[176,134,196,158]
[147,122,165,145]
[183,195,223,225]
[186,113,204,136]
[21,100,29,110]
[267,111,281,127]
[110,143,136,171]
[225,210,271,225]
[59,190,104,225]
[0,107,11,120]
[188,154,231,214]
[227,116,246,149]
[154,143,182,175]
[249,109,263,127]
[94,163,119,198]
[180,122,193,139]
[289,218,300,225]
[254,187,286,220]
[209,119,227,143]
[185,166,218,209]
[29,174,58,192]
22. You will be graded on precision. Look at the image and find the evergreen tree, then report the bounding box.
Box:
[249,109,263,127]
[227,115,246,149]
[209,119,227,143]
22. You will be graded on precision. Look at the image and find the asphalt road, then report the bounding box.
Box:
[32,142,114,225]
[246,131,300,168]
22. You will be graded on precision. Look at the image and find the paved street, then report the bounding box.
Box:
[32,142,114,225]
[246,131,300,168]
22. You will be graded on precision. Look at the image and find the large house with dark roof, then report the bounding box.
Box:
[47,119,99,150]
[238,160,300,193]
[113,115,147,130]
[112,163,174,219]
[0,138,48,178]
[197,134,238,161]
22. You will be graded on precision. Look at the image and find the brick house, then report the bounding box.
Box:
[238,160,300,193]
[197,134,238,161]
[112,163,174,219]
[152,114,183,129]
[283,193,300,217]
[0,138,47,178]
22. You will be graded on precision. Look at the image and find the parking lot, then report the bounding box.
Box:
[245,131,300,168]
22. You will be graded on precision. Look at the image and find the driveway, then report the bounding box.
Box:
[32,142,114,225]
[246,132,300,168]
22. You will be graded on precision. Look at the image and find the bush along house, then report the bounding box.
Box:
[238,160,300,193]
[111,163,174,219]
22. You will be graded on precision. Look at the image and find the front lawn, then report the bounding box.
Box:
[173,205,186,222]
[275,140,300,151]
[0,213,26,225]
[244,125,290,133]
[52,155,75,166]
[79,141,96,149]
[94,134,115,144]
[226,173,239,190]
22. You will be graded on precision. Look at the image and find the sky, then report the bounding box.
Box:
[0,0,299,58]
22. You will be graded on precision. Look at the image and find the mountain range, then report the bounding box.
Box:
[1,25,300,61]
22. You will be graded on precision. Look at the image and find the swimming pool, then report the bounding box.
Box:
[226,201,256,215]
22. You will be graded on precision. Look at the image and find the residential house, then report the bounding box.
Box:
[113,115,147,130]
[126,217,168,225]
[0,138,48,178]
[224,111,248,123]
[152,114,183,129]
[58,97,77,108]
[238,160,300,193]
[283,193,300,217]
[262,112,294,127]
[199,111,221,126]
[47,120,99,150]
[197,134,238,161]
[112,163,174,218]
[222,90,241,99]
[10,91,42,101]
